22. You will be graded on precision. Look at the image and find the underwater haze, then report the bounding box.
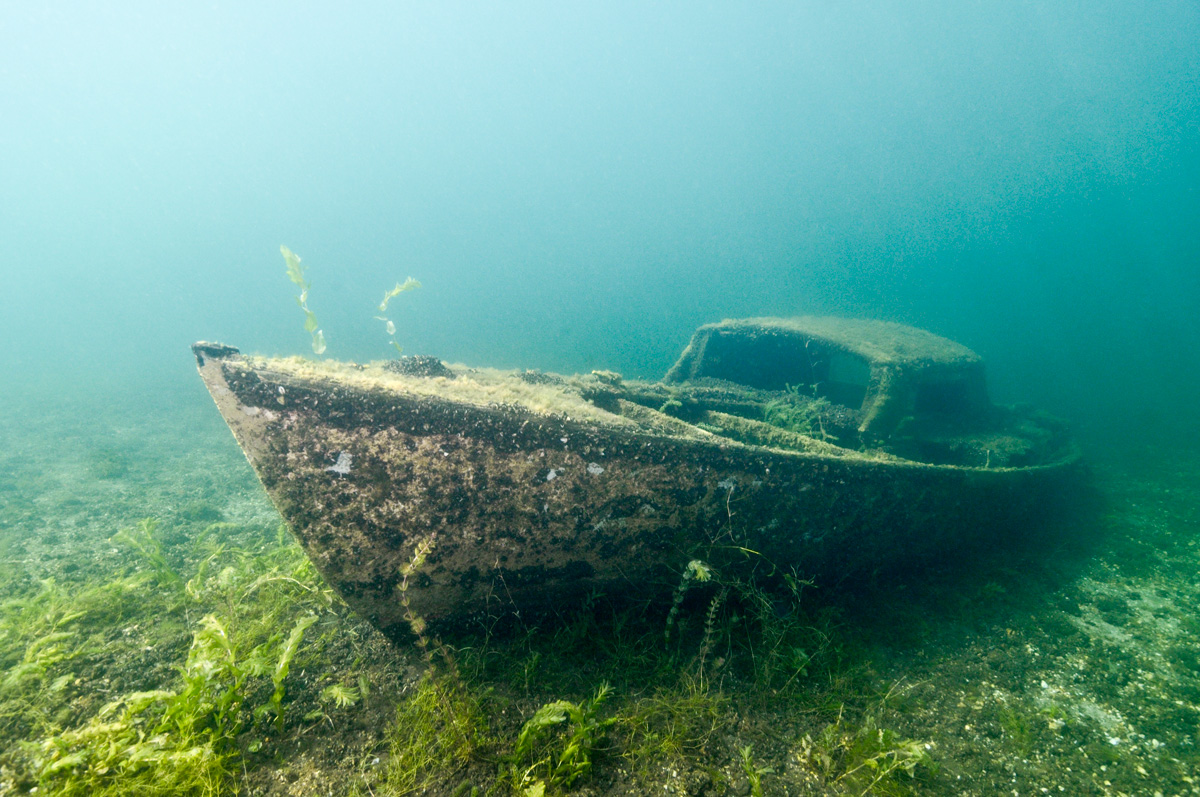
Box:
[5,4,1200,796]
[2,0,1198,451]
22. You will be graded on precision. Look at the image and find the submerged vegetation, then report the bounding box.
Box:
[376,278,422,355]
[282,245,326,356]
[282,245,423,359]
[358,564,934,797]
[4,517,333,795]
[2,390,1200,795]
[762,385,837,441]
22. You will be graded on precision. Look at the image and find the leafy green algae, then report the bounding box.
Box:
[1,519,333,796]
[282,245,326,355]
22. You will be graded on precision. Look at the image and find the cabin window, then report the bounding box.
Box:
[822,353,871,409]
[691,332,870,411]
[701,330,817,390]
[915,379,972,415]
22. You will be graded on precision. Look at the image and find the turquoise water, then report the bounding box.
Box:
[3,2,1197,449]
[3,3,1200,795]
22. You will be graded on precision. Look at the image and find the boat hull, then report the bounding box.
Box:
[193,344,1082,641]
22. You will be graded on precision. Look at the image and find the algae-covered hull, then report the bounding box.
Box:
[192,320,1081,641]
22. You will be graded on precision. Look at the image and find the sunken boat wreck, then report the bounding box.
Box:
[193,317,1082,641]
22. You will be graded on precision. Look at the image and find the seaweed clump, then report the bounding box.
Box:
[2,519,338,796]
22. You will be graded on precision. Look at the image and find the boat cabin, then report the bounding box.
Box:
[663,316,990,436]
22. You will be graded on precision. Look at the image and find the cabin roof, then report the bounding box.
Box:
[704,317,981,368]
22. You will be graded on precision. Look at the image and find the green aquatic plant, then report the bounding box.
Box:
[0,573,162,745]
[33,608,319,795]
[281,244,326,355]
[730,571,829,698]
[695,586,728,682]
[762,384,835,440]
[112,517,183,592]
[174,614,253,742]
[512,681,615,791]
[1,633,74,695]
[797,702,933,797]
[378,277,421,312]
[19,519,334,795]
[358,548,887,795]
[0,583,80,697]
[739,743,772,797]
[998,704,1034,755]
[33,687,231,796]
[186,521,340,625]
[260,613,317,731]
[398,535,437,657]
[382,670,492,794]
[610,673,729,774]
[319,682,361,709]
[374,277,421,355]
[35,614,239,794]
[665,559,714,642]
[280,247,421,356]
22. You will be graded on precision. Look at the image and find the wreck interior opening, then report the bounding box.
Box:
[914,378,975,417]
[696,329,872,412]
[821,351,871,409]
